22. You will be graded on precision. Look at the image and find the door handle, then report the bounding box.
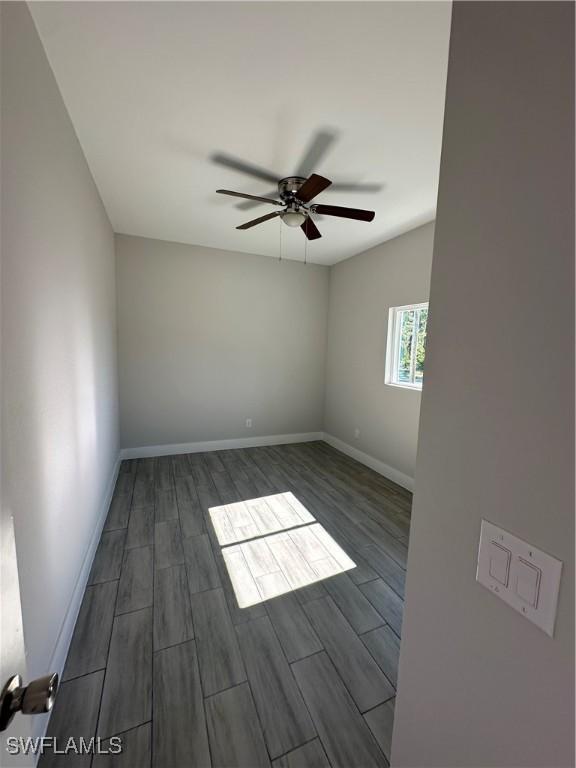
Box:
[0,673,59,732]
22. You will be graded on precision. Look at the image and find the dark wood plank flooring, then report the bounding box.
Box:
[41,442,411,767]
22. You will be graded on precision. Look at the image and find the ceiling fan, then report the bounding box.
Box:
[216,174,375,241]
[211,129,382,210]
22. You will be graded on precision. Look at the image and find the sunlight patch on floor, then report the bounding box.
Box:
[209,491,315,546]
[209,492,356,608]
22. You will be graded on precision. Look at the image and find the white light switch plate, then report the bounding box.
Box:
[476,520,562,637]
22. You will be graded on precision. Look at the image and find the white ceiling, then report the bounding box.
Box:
[30,2,451,266]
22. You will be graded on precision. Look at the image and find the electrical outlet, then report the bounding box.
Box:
[245,418,252,429]
[354,428,360,439]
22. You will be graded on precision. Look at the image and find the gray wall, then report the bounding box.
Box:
[393,3,574,766]
[116,235,329,449]
[1,0,119,691]
[324,223,434,485]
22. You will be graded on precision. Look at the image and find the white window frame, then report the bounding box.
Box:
[385,302,428,391]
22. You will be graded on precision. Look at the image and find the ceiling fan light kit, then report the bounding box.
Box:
[216,173,375,242]
[281,210,307,228]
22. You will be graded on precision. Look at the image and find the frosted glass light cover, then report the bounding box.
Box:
[282,211,307,227]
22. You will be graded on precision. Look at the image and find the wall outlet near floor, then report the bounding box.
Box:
[245,418,253,429]
[354,427,361,439]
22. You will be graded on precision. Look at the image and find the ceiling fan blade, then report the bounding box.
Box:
[217,190,283,206]
[211,153,280,184]
[330,182,383,193]
[301,218,322,240]
[296,174,332,203]
[295,130,337,177]
[312,204,375,222]
[237,190,278,210]
[236,177,381,209]
[237,211,282,230]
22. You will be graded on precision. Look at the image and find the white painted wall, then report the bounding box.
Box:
[393,3,574,766]
[116,235,329,450]
[324,223,434,485]
[1,1,119,709]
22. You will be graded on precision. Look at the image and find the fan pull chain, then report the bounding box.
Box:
[279,216,282,262]
[304,224,308,265]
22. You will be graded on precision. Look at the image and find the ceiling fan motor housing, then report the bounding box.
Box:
[278,176,308,202]
[278,177,309,226]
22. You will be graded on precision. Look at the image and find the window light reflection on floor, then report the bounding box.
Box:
[209,492,356,608]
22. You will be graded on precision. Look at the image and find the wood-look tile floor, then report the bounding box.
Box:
[40,442,411,768]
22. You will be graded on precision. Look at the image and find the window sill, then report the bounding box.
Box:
[385,381,423,392]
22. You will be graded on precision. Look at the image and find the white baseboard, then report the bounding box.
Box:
[119,432,324,460]
[119,429,413,492]
[322,433,414,492]
[48,453,121,673]
[33,453,121,742]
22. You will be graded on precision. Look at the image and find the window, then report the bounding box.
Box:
[385,302,428,389]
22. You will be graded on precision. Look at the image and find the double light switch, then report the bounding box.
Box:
[477,520,562,637]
